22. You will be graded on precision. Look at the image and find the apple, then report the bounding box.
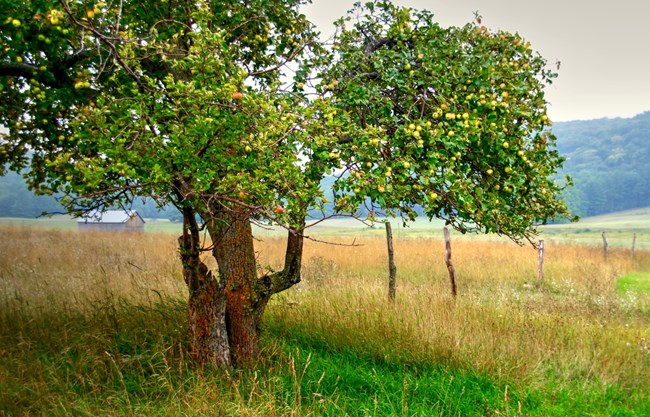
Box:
[275,205,285,214]
[11,19,21,28]
[430,192,438,199]
[502,141,509,149]
[378,185,385,193]
[87,10,95,18]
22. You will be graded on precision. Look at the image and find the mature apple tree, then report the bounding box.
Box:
[0,0,570,367]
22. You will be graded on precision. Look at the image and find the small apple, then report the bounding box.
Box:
[274,205,284,214]
[232,91,243,100]
[430,192,438,199]
[11,19,21,28]
[86,9,95,18]
[505,167,512,174]
[486,169,494,175]
[378,185,385,193]
[403,162,411,169]
[502,141,509,149]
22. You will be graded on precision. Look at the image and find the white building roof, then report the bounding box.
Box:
[77,210,145,224]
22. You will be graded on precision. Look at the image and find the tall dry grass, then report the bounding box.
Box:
[1,225,648,412]
[258,235,649,391]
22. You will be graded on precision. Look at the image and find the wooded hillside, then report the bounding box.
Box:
[554,111,650,217]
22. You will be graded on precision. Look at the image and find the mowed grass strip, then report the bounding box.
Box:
[618,272,650,293]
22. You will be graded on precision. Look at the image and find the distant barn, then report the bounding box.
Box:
[77,210,145,233]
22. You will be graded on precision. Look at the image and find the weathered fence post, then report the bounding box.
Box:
[443,227,457,298]
[385,222,397,302]
[601,232,608,261]
[632,233,637,259]
[538,239,545,284]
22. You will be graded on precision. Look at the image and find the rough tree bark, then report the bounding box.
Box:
[179,208,231,367]
[208,209,305,366]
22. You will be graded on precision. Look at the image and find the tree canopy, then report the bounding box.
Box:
[0,0,571,366]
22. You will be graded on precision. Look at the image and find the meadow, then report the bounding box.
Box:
[0,221,649,416]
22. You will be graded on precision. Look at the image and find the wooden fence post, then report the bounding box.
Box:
[601,232,608,261]
[443,227,457,298]
[632,233,637,259]
[538,239,545,284]
[385,222,397,302]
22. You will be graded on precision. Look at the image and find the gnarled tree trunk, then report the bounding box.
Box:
[179,209,231,367]
[178,201,305,367]
[209,209,304,366]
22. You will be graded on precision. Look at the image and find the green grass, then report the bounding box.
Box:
[618,272,650,293]
[2,296,647,417]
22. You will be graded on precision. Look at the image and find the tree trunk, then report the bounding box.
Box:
[179,210,231,367]
[209,209,305,366]
[210,210,261,366]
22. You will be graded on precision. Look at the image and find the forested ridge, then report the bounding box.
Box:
[2,111,649,219]
[554,110,650,217]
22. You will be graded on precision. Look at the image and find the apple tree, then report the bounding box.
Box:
[0,0,571,367]
[311,2,571,240]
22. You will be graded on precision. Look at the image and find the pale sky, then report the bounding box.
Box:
[301,0,650,122]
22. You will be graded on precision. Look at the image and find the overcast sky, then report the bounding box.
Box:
[301,0,650,122]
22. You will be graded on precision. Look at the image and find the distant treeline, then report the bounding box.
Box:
[553,111,650,217]
[2,111,650,219]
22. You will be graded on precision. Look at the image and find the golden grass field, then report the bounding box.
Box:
[1,224,649,415]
